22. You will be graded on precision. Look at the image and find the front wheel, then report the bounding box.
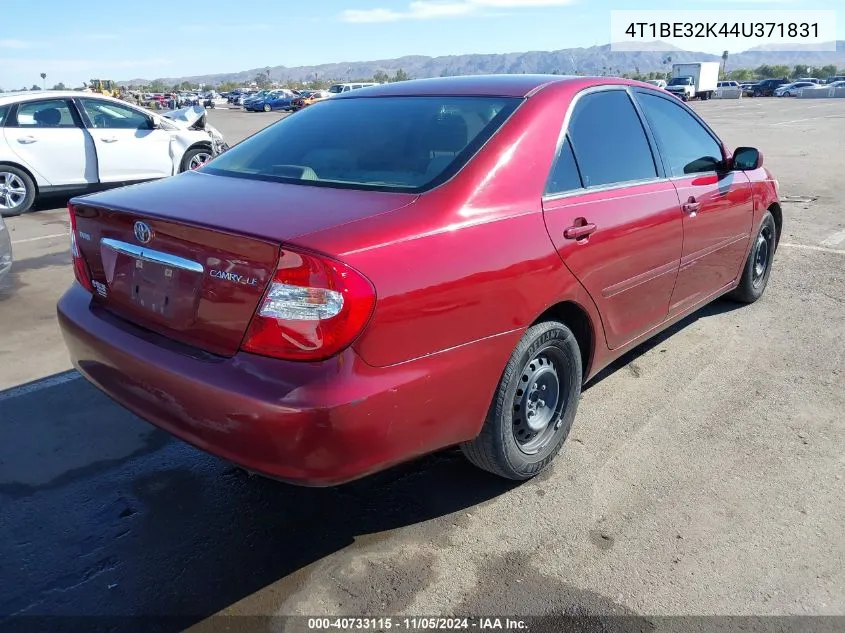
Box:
[728,211,777,304]
[263,103,271,112]
[180,148,213,172]
[0,166,36,218]
[461,321,582,480]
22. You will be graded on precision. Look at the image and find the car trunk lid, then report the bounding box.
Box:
[71,171,417,356]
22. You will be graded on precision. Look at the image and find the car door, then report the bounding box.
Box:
[633,89,754,316]
[2,98,96,186]
[77,98,174,182]
[542,88,684,350]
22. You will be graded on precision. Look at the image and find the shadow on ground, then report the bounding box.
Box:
[0,298,743,632]
[0,372,517,633]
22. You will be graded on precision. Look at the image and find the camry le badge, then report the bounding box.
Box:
[134,221,153,245]
[210,269,259,286]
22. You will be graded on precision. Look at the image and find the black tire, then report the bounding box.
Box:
[728,211,777,304]
[263,103,271,112]
[180,148,213,173]
[461,321,582,480]
[0,165,36,218]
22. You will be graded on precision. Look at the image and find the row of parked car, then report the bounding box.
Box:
[739,76,845,97]
[644,75,845,98]
[225,82,382,112]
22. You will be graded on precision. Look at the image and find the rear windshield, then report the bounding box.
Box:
[203,96,521,192]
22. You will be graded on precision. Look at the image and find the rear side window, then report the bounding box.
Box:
[13,99,78,128]
[566,90,657,188]
[545,135,582,195]
[204,96,521,193]
[0,105,8,126]
[636,92,723,177]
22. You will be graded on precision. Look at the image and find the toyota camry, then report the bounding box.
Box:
[58,75,781,486]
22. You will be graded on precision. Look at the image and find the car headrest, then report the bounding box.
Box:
[34,107,62,126]
[421,113,468,153]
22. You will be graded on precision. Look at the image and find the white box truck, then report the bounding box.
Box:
[665,62,721,101]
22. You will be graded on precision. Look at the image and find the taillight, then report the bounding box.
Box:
[241,248,376,361]
[68,203,93,292]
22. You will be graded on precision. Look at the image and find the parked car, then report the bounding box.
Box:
[752,78,790,96]
[0,214,12,285]
[740,82,759,97]
[262,90,298,112]
[0,92,227,216]
[775,81,815,97]
[645,79,667,89]
[794,77,821,84]
[825,75,845,84]
[246,90,295,112]
[242,91,271,109]
[327,82,379,95]
[292,90,331,110]
[717,81,740,89]
[58,75,780,486]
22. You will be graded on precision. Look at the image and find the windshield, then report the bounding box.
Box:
[203,96,521,192]
[668,77,693,86]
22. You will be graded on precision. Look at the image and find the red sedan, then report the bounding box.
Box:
[58,75,781,485]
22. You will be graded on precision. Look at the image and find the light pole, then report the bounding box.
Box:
[40,73,46,89]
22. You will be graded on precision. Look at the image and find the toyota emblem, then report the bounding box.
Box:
[134,221,153,244]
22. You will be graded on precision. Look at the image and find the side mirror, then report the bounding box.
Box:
[732,147,762,171]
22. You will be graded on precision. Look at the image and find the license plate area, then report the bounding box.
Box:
[99,238,203,329]
[130,258,178,318]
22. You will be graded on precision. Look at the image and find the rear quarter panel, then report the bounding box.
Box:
[292,82,609,370]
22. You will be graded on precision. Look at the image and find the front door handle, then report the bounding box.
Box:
[17,136,37,144]
[683,197,701,216]
[563,222,597,240]
[100,136,118,143]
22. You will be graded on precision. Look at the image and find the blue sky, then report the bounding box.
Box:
[0,0,841,88]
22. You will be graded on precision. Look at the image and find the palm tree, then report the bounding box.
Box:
[40,72,46,90]
[721,51,729,79]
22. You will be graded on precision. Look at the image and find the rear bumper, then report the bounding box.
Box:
[57,283,520,486]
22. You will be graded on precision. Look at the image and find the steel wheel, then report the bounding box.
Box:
[188,152,212,170]
[512,347,568,454]
[0,172,27,211]
[752,222,775,289]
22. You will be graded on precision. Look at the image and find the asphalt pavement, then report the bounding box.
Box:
[0,100,843,631]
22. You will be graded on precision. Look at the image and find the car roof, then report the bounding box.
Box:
[331,74,622,99]
[0,90,127,106]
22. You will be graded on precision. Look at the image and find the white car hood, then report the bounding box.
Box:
[160,105,224,142]
[161,105,207,127]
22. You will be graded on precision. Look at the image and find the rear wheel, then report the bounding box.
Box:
[0,166,36,218]
[263,103,271,112]
[461,321,582,480]
[728,211,777,304]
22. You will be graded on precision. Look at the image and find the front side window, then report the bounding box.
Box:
[14,99,78,128]
[566,90,657,188]
[80,99,152,130]
[203,95,521,192]
[636,92,724,177]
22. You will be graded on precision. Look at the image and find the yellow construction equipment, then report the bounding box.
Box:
[88,79,121,98]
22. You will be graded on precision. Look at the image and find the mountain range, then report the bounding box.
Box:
[120,41,845,86]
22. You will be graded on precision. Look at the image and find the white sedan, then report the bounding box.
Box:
[0,91,226,217]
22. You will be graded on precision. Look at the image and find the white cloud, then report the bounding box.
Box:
[0,39,40,49]
[341,0,573,23]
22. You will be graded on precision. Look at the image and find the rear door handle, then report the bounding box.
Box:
[100,136,118,143]
[17,136,37,144]
[563,222,597,240]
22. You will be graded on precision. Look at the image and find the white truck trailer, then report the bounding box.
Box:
[665,62,721,101]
